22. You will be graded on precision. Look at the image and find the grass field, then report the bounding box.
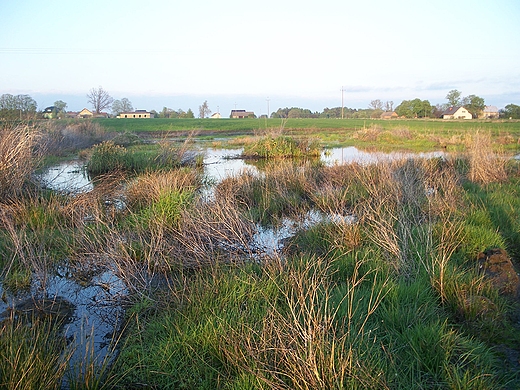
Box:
[93,117,520,134]
[91,117,520,152]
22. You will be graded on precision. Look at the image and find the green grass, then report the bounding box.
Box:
[87,117,520,152]
[92,117,520,134]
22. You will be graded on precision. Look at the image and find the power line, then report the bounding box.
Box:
[0,47,173,55]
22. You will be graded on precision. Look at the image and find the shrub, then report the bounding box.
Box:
[242,135,321,159]
[86,141,128,174]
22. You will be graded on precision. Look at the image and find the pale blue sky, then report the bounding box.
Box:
[1,0,519,115]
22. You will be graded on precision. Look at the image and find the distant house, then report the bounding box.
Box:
[380,111,398,119]
[230,109,255,118]
[43,106,56,119]
[77,108,93,118]
[479,105,499,119]
[210,112,222,118]
[442,106,472,120]
[118,110,154,118]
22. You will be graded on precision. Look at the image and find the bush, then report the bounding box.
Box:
[242,135,321,159]
[86,141,128,174]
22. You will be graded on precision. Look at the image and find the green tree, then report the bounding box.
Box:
[112,98,133,116]
[446,89,461,107]
[461,94,485,119]
[395,99,432,118]
[0,93,37,120]
[53,100,67,115]
[395,100,413,118]
[320,107,357,118]
[501,104,520,119]
[185,108,195,118]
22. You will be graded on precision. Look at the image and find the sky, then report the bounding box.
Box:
[1,0,519,116]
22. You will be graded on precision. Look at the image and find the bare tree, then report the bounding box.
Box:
[112,98,133,116]
[384,101,394,112]
[87,86,114,114]
[199,100,211,118]
[369,99,383,111]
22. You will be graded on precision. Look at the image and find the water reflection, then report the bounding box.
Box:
[0,266,126,369]
[38,147,445,193]
[203,148,250,182]
[38,160,93,193]
[321,146,444,166]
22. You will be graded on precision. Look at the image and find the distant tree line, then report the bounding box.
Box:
[501,104,520,119]
[153,107,195,119]
[2,87,520,121]
[270,90,499,120]
[0,93,38,120]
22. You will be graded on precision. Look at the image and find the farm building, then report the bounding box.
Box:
[380,111,398,119]
[479,105,499,119]
[118,110,154,118]
[230,109,255,118]
[43,106,57,119]
[77,108,94,118]
[442,106,472,120]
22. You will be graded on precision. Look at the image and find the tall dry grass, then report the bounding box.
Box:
[0,313,73,390]
[0,124,42,200]
[465,131,508,184]
[350,156,465,282]
[40,120,107,155]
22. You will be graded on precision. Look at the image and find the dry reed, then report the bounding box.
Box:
[0,124,42,200]
[465,131,508,184]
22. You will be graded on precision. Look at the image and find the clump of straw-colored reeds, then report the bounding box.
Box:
[0,124,42,200]
[465,131,508,184]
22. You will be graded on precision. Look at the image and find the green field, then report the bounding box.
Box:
[92,117,520,152]
[94,117,520,133]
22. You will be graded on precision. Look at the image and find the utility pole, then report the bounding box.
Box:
[341,86,346,119]
[266,97,270,118]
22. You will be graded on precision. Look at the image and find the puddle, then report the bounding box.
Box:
[0,265,127,369]
[321,146,445,166]
[251,209,356,258]
[203,147,254,183]
[38,147,446,194]
[37,160,93,193]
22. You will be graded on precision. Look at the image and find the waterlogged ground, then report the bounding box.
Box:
[0,265,126,366]
[4,145,443,376]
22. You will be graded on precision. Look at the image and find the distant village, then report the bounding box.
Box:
[46,106,501,121]
[2,88,517,121]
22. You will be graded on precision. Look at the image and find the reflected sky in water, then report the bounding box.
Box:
[38,147,445,193]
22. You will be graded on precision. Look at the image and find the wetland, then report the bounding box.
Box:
[1,118,520,388]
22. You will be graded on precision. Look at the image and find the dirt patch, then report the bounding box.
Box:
[478,248,520,298]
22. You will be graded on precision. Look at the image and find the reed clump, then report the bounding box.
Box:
[242,134,321,159]
[0,314,73,389]
[0,124,42,200]
[465,131,508,184]
[40,119,108,155]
